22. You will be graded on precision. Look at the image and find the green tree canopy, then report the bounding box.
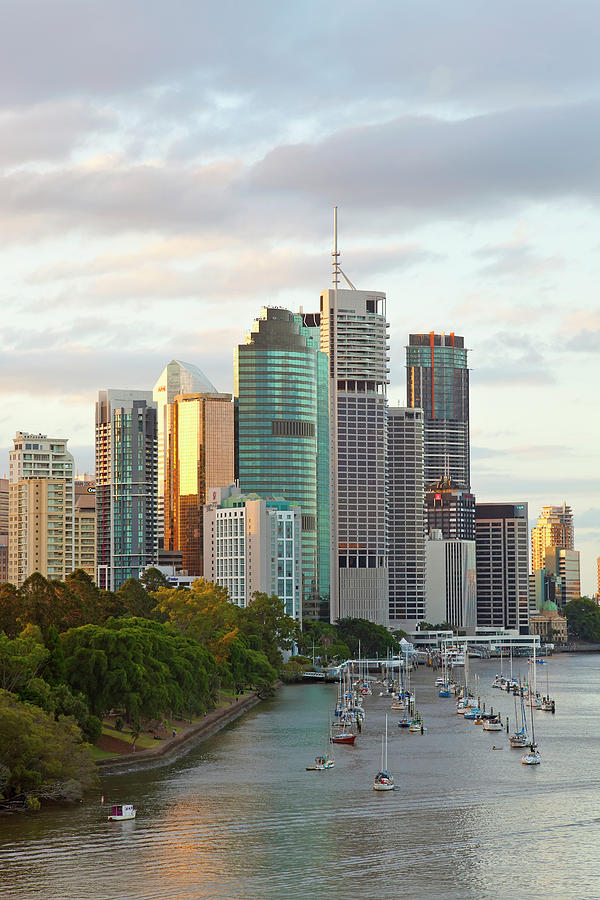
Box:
[336,618,399,658]
[140,567,170,593]
[0,633,49,694]
[116,578,156,619]
[153,579,240,664]
[239,592,300,668]
[563,597,600,641]
[0,583,19,637]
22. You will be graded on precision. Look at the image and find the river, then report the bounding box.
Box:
[1,653,599,899]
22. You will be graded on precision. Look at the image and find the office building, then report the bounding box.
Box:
[153,360,218,549]
[74,480,96,578]
[8,433,74,586]
[235,307,328,621]
[318,287,389,624]
[204,485,302,618]
[95,390,157,591]
[544,547,581,607]
[407,333,470,489]
[529,568,563,611]
[387,406,426,629]
[165,392,234,575]
[425,530,477,631]
[425,475,475,540]
[475,503,530,633]
[531,504,574,571]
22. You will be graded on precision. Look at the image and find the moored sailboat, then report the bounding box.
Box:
[373,714,394,791]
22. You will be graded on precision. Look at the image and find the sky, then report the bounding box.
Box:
[1,0,599,593]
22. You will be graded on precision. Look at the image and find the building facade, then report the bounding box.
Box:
[543,547,581,608]
[74,480,96,578]
[531,504,574,571]
[425,475,475,540]
[95,390,158,591]
[406,333,470,489]
[387,406,426,629]
[153,360,218,549]
[203,485,302,618]
[165,392,234,576]
[8,433,74,586]
[319,288,389,624]
[425,530,477,631]
[475,503,530,633]
[235,307,327,621]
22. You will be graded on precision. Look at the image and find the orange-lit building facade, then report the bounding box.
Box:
[165,393,234,575]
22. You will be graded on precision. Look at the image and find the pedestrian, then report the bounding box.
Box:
[172,728,176,738]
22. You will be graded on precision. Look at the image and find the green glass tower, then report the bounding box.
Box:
[234,308,330,620]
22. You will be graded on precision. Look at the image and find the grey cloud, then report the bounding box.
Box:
[471,331,555,386]
[564,330,600,352]
[474,244,564,279]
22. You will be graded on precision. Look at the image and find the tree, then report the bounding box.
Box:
[65,570,103,624]
[0,583,20,637]
[116,578,156,619]
[336,618,399,658]
[239,592,300,668]
[42,625,66,685]
[154,579,239,664]
[563,598,600,642]
[140,567,169,593]
[0,633,49,694]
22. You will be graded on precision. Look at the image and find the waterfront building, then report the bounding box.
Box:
[203,485,302,618]
[531,504,574,571]
[235,307,327,621]
[95,390,157,591]
[475,502,530,633]
[318,286,389,624]
[387,406,426,629]
[164,392,234,576]
[74,480,96,579]
[425,475,475,540]
[425,530,477,631]
[153,360,218,549]
[406,333,470,489]
[8,433,74,586]
[529,603,568,643]
[543,547,581,608]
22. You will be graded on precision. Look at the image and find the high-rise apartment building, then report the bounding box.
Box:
[95,390,157,591]
[318,287,389,624]
[407,333,470,489]
[387,407,426,629]
[203,485,302,618]
[8,433,74,586]
[235,307,328,621]
[544,548,581,608]
[0,477,8,544]
[531,504,574,571]
[426,531,477,631]
[165,392,234,576]
[425,476,475,540]
[153,360,218,549]
[74,480,96,578]
[475,503,530,633]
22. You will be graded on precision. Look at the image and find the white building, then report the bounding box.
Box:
[203,485,302,619]
[425,530,477,631]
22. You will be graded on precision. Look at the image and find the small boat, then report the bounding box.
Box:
[522,743,541,765]
[397,716,410,728]
[509,731,529,748]
[107,804,136,821]
[306,754,334,771]
[409,720,425,733]
[438,686,452,698]
[331,732,356,745]
[482,717,503,732]
[373,716,394,791]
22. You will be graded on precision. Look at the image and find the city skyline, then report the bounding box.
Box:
[1,2,599,591]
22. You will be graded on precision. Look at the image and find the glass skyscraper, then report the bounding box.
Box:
[234,307,329,620]
[406,333,470,491]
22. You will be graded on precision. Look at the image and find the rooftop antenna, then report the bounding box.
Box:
[332,207,357,291]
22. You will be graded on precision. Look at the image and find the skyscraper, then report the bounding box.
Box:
[319,286,389,624]
[74,479,96,579]
[95,390,157,591]
[425,476,475,540]
[235,307,328,620]
[406,333,470,490]
[531,504,574,571]
[8,432,75,586]
[153,360,218,549]
[387,406,426,628]
[165,392,234,575]
[426,530,477,630]
[543,548,581,608]
[475,502,530,633]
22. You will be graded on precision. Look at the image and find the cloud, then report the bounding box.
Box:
[472,332,555,386]
[474,243,564,279]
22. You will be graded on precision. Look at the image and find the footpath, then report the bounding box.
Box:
[96,691,264,774]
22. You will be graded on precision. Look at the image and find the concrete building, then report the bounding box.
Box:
[8,433,74,586]
[544,547,581,608]
[425,475,475,540]
[95,390,157,591]
[235,307,328,621]
[74,480,96,579]
[203,485,302,619]
[165,392,234,576]
[529,603,568,643]
[531,504,574,571]
[318,287,389,624]
[387,406,426,629]
[475,503,530,633]
[406,333,470,490]
[425,530,477,631]
[153,360,218,549]
[0,477,8,544]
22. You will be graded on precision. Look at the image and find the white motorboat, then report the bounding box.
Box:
[107,803,136,821]
[482,717,503,732]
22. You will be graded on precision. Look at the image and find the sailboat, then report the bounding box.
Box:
[509,680,529,748]
[307,718,335,770]
[522,669,541,765]
[373,715,394,791]
[540,663,555,712]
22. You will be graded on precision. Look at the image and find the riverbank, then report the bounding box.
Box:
[96,690,266,774]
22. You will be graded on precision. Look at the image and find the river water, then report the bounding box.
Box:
[1,654,599,900]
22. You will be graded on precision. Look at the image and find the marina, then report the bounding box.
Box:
[1,653,600,899]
